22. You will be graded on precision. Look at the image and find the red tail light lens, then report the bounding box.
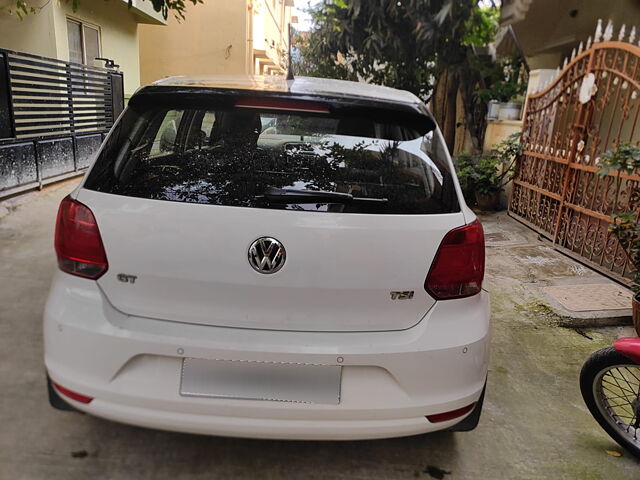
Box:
[426,403,475,423]
[52,382,93,404]
[425,220,485,300]
[235,97,330,113]
[54,196,108,279]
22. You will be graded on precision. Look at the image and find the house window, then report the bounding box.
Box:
[66,19,101,66]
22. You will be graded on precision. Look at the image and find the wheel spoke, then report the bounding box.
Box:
[601,385,635,402]
[605,402,634,414]
[601,390,633,405]
[609,369,640,390]
[607,370,636,393]
[612,369,640,394]
[603,376,636,396]
[626,414,637,432]
[606,410,634,420]
[623,366,640,385]
[602,395,634,406]
[602,380,636,398]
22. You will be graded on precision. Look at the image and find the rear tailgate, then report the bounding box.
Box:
[81,189,465,331]
[78,89,467,332]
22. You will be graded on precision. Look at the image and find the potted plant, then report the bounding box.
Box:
[598,143,640,334]
[455,133,522,210]
[472,155,504,210]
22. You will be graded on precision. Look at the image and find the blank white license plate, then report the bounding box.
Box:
[180,358,342,405]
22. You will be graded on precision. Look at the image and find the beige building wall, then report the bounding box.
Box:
[484,120,522,151]
[139,0,292,84]
[0,4,58,58]
[139,1,248,85]
[1,0,165,98]
[252,0,291,73]
[52,0,142,97]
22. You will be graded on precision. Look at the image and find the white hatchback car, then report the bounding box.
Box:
[44,75,490,440]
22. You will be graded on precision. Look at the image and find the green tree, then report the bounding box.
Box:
[294,0,518,154]
[3,0,202,20]
[293,30,357,81]
[297,0,475,99]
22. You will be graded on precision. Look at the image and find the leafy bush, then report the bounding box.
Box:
[455,132,522,198]
[598,142,640,291]
[454,152,478,202]
[473,58,528,104]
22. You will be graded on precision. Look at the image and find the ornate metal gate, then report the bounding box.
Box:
[509,20,640,284]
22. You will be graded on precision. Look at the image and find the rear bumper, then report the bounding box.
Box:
[57,397,470,440]
[44,272,491,440]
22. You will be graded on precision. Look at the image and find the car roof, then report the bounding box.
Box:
[150,74,422,107]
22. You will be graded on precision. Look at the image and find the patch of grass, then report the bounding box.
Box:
[515,300,565,325]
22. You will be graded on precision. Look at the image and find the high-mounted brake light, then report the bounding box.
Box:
[54,195,108,279]
[425,220,485,300]
[235,97,330,113]
[52,382,93,404]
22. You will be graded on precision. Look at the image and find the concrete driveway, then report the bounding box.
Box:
[1,179,638,479]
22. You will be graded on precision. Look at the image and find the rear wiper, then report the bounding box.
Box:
[258,186,387,204]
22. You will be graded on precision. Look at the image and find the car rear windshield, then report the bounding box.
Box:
[84,94,460,214]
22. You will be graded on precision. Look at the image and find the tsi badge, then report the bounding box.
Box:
[390,291,414,300]
[117,273,138,284]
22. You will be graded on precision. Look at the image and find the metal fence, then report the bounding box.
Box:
[0,48,123,198]
[509,20,640,285]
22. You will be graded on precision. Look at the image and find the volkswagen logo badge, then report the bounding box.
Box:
[248,237,286,274]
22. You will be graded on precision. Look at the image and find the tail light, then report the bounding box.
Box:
[235,97,330,113]
[426,403,475,423]
[425,220,485,300]
[52,382,93,404]
[54,195,108,279]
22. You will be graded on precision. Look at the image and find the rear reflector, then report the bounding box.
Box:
[426,403,475,423]
[235,97,330,113]
[54,195,108,279]
[52,382,93,404]
[425,220,485,300]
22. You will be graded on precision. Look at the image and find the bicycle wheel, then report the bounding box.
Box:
[580,346,640,458]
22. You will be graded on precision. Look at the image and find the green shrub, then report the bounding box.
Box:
[598,142,640,291]
[454,132,522,198]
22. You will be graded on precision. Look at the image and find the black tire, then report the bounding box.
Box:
[580,347,640,459]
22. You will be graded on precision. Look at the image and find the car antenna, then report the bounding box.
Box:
[286,23,294,81]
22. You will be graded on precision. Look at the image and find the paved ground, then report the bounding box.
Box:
[1,179,639,480]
